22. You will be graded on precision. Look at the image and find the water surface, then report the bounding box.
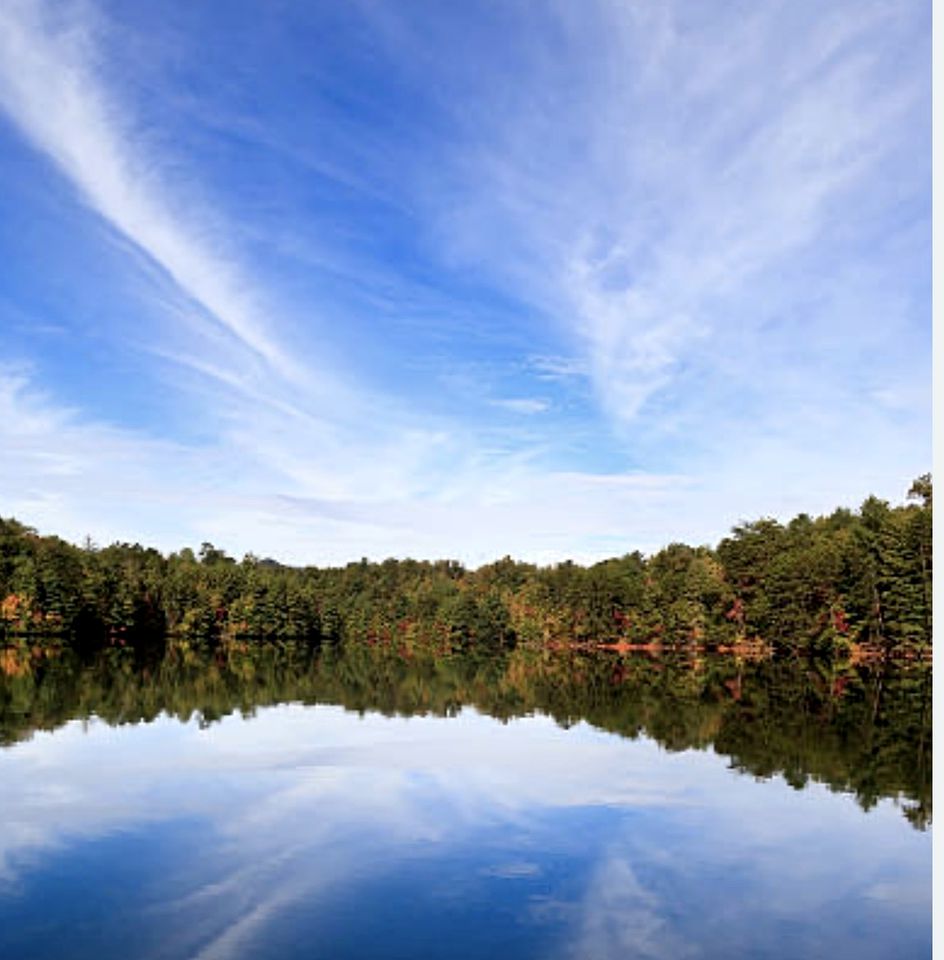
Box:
[0,645,931,959]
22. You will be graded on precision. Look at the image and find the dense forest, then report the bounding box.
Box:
[0,642,930,829]
[0,475,932,657]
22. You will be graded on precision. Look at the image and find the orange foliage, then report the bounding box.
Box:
[1,594,23,621]
[0,647,29,677]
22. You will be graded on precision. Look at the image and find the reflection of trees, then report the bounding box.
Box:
[0,643,930,829]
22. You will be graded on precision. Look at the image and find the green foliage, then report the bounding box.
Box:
[0,476,932,657]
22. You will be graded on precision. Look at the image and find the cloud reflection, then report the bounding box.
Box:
[0,704,931,959]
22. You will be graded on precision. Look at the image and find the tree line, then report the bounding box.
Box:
[0,475,931,657]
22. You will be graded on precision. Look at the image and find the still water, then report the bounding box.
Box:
[0,645,931,959]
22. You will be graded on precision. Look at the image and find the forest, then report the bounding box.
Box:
[0,475,932,658]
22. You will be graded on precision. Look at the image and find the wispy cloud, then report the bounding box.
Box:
[361,0,928,447]
[489,397,549,415]
[529,355,591,383]
[0,0,303,384]
[0,0,929,563]
[489,6,919,412]
[0,364,694,563]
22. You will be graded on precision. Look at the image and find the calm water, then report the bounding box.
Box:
[0,645,931,959]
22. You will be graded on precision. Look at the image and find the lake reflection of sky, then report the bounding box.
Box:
[0,705,931,960]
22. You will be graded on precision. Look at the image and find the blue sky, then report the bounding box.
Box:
[0,0,931,565]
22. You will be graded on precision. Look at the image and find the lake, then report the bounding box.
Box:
[0,643,931,959]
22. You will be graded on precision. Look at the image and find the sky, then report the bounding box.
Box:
[0,0,931,566]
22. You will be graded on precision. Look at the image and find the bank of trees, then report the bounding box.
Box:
[0,476,932,657]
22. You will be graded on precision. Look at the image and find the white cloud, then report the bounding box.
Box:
[0,0,307,385]
[529,355,590,382]
[0,361,926,567]
[388,0,928,441]
[0,365,686,563]
[490,397,550,415]
[0,0,928,564]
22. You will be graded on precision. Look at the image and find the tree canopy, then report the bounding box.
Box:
[0,477,931,659]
